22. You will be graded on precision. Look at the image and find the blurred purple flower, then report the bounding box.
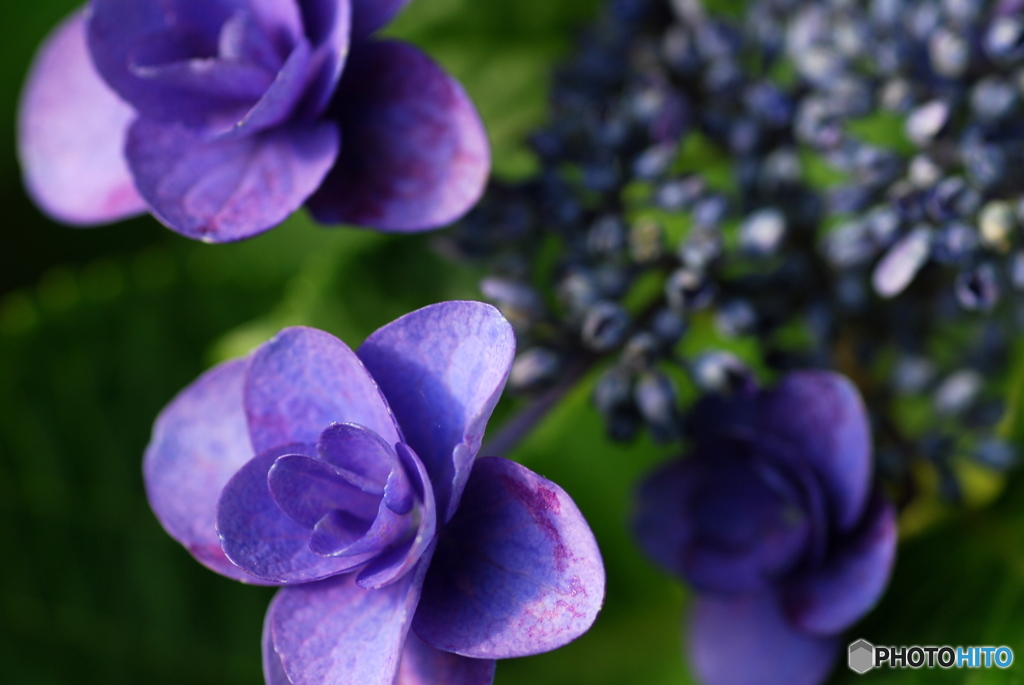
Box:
[634,371,897,685]
[144,301,604,684]
[18,1,489,241]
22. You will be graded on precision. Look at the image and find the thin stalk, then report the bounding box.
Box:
[482,355,596,458]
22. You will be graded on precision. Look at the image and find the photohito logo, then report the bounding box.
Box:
[848,639,1014,673]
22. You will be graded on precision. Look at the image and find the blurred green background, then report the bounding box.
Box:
[2,1,1024,684]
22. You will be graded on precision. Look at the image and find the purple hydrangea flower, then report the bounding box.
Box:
[633,371,897,685]
[143,301,604,685]
[18,1,489,241]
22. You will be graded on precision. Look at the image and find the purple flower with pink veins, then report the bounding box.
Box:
[18,0,489,241]
[144,301,604,684]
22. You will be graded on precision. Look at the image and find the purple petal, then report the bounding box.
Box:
[757,371,871,532]
[633,458,701,577]
[307,444,428,564]
[245,327,400,453]
[350,0,411,41]
[129,56,275,101]
[125,118,339,242]
[268,455,381,528]
[87,0,277,127]
[217,445,379,583]
[295,0,352,116]
[357,302,515,522]
[781,492,897,635]
[143,358,274,584]
[309,509,376,555]
[219,9,288,71]
[397,632,495,685]
[17,9,145,225]
[307,40,490,232]
[317,422,395,487]
[246,0,305,50]
[263,605,292,685]
[689,593,838,685]
[412,458,604,659]
[355,443,437,590]
[634,450,811,594]
[217,38,314,139]
[267,555,432,685]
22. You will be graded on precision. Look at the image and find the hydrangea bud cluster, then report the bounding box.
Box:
[448,0,1022,506]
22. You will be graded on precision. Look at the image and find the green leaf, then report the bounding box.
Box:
[846,111,916,157]
[832,473,1024,684]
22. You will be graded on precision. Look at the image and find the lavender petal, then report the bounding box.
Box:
[295,0,353,116]
[263,604,293,685]
[757,371,872,532]
[268,454,381,529]
[357,302,515,522]
[87,0,288,127]
[245,327,400,454]
[143,358,272,584]
[307,40,489,232]
[355,443,437,590]
[396,632,495,685]
[317,422,396,488]
[125,119,339,242]
[412,458,604,659]
[267,555,432,685]
[217,445,379,583]
[18,9,145,225]
[632,458,700,578]
[215,38,315,140]
[781,492,897,635]
[689,593,838,685]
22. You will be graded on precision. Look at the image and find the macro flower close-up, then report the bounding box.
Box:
[143,301,605,684]
[634,372,898,685]
[8,0,1024,683]
[18,0,490,241]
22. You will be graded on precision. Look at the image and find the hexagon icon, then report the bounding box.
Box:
[848,639,874,674]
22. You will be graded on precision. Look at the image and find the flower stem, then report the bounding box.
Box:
[482,355,595,458]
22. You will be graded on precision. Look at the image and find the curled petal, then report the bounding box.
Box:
[125,119,339,242]
[358,302,515,522]
[307,40,490,232]
[295,0,352,116]
[216,38,314,140]
[267,555,432,685]
[88,0,294,127]
[217,445,379,583]
[245,327,400,453]
[397,632,495,685]
[317,422,394,487]
[355,443,437,590]
[18,9,144,225]
[306,444,431,568]
[413,458,604,659]
[268,454,381,528]
[689,593,838,685]
[143,358,272,584]
[757,371,872,531]
[634,451,811,594]
[781,492,897,635]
